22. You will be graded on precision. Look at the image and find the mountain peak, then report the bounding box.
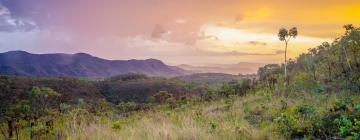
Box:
[144,58,163,63]
[4,50,30,55]
[74,52,92,57]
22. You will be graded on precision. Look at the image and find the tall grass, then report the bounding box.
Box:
[50,91,357,140]
[2,91,357,140]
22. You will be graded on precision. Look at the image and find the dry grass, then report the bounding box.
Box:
[58,94,291,140]
[53,92,357,140]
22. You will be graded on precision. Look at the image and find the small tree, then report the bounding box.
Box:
[341,24,356,71]
[29,87,61,118]
[153,91,172,104]
[28,87,61,139]
[278,27,298,80]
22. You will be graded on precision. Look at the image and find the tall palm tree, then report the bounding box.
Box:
[278,27,298,79]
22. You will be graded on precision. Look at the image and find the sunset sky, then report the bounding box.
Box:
[0,0,359,66]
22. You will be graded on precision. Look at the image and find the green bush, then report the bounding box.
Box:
[166,97,177,109]
[117,101,137,112]
[292,72,323,93]
[275,99,360,139]
[112,120,123,130]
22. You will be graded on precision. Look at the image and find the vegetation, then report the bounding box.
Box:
[176,73,256,86]
[0,24,360,140]
[97,74,205,104]
[278,27,298,79]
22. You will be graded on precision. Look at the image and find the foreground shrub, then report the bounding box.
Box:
[275,98,360,139]
[112,120,123,130]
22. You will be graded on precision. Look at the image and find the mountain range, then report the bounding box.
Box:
[0,51,188,77]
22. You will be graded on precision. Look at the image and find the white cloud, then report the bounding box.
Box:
[0,5,10,16]
[0,4,37,32]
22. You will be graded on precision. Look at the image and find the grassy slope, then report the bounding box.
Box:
[55,91,358,140]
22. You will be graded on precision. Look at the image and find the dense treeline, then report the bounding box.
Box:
[97,74,205,103]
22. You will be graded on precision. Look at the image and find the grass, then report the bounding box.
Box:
[52,91,358,140]
[4,90,358,140]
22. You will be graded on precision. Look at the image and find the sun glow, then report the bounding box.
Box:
[202,24,330,44]
[198,24,332,61]
[202,25,278,43]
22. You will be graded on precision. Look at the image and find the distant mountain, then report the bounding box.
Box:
[178,62,265,75]
[0,51,188,77]
[176,73,257,85]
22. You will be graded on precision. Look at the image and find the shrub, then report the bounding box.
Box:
[275,99,360,139]
[117,101,137,112]
[112,120,123,130]
[153,91,173,104]
[201,89,217,101]
[166,97,177,109]
[209,120,217,130]
[292,72,323,93]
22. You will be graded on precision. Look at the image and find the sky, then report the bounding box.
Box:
[0,0,359,66]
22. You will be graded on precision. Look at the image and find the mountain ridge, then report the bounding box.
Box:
[0,50,188,77]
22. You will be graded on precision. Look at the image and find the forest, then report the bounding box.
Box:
[0,25,360,140]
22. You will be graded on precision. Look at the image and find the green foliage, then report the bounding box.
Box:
[201,88,217,101]
[258,64,281,82]
[259,25,360,94]
[274,98,360,139]
[218,83,236,97]
[166,97,177,109]
[275,104,321,138]
[117,101,137,112]
[77,98,87,109]
[355,105,360,112]
[292,72,323,93]
[108,73,148,82]
[112,120,123,130]
[97,74,205,104]
[27,123,47,138]
[337,116,353,137]
[194,111,206,127]
[153,91,173,104]
[209,120,217,130]
[60,103,71,113]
